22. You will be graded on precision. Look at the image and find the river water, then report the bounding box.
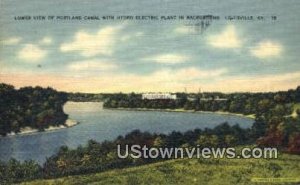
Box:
[0,102,253,164]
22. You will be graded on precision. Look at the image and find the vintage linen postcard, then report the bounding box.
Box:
[0,0,300,184]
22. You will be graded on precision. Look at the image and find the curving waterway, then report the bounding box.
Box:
[0,102,254,164]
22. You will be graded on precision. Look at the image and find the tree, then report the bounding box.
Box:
[251,117,267,139]
[196,135,219,147]
[287,132,300,154]
[224,135,237,147]
[153,136,165,147]
[0,83,68,135]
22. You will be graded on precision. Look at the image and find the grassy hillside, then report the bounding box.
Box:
[22,153,300,185]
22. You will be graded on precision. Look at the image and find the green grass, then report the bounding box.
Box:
[22,153,300,185]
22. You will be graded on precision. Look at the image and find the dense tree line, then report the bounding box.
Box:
[67,92,106,102]
[103,88,300,115]
[0,123,255,183]
[0,83,68,136]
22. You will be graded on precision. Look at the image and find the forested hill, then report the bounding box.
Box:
[0,83,68,136]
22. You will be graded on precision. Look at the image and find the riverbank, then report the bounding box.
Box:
[105,107,255,119]
[5,119,78,137]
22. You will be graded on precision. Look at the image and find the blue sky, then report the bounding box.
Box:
[1,0,300,92]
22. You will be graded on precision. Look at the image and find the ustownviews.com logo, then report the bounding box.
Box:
[117,145,278,159]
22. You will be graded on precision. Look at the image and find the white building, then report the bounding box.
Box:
[142,93,177,100]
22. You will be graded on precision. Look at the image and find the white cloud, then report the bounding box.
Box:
[18,44,47,62]
[3,37,22,45]
[68,59,118,71]
[174,26,196,34]
[204,71,300,92]
[174,67,227,79]
[250,40,283,59]
[143,54,190,64]
[120,35,131,42]
[135,32,144,37]
[39,37,52,45]
[207,25,242,48]
[60,25,124,57]
[3,67,300,93]
[61,67,227,92]
[148,67,227,83]
[120,32,144,42]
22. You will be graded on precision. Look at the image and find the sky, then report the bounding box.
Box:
[0,0,300,93]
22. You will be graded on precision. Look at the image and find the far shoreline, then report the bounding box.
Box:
[104,107,256,119]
